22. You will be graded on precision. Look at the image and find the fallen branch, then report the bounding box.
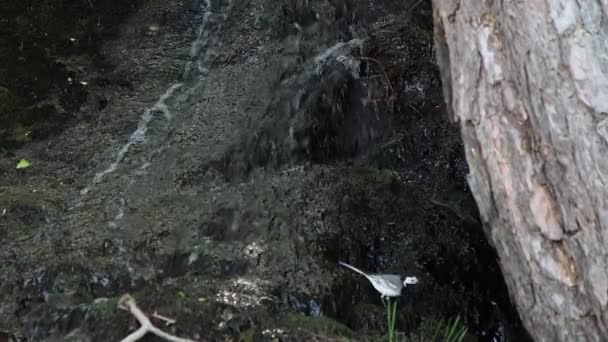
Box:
[153,311,177,326]
[117,294,196,342]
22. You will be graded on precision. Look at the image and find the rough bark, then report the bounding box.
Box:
[432,1,608,341]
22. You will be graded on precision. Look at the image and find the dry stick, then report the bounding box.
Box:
[153,311,177,326]
[118,294,196,342]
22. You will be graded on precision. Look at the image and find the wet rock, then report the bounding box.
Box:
[222,41,391,179]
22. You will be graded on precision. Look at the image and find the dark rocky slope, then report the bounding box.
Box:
[0,0,530,340]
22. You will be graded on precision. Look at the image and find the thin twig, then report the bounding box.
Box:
[153,311,177,326]
[359,56,395,96]
[405,0,425,15]
[118,294,196,342]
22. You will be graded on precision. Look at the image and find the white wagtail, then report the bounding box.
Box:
[339,261,419,300]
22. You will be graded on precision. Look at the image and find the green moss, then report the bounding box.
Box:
[0,186,59,236]
[371,169,398,189]
[0,87,22,113]
[343,166,399,192]
[0,88,29,147]
[403,317,478,342]
[1,187,39,208]
[11,125,33,143]
[84,297,119,321]
[281,313,355,339]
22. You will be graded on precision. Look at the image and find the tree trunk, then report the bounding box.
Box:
[432,1,608,341]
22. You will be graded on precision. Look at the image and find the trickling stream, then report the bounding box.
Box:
[0,0,531,340]
[79,0,219,233]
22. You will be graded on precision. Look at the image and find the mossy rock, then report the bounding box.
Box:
[0,86,23,114]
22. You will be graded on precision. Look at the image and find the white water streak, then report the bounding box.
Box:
[81,83,182,195]
[108,198,125,228]
[184,0,212,80]
[313,38,363,75]
[82,0,215,196]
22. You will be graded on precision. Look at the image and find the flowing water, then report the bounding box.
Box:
[0,0,531,340]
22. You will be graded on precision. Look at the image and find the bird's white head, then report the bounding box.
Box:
[403,276,419,286]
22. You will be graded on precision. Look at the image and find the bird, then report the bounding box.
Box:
[338,261,418,301]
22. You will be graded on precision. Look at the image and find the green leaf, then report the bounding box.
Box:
[16,159,31,169]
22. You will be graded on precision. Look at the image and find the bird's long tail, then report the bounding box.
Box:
[338,261,369,278]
